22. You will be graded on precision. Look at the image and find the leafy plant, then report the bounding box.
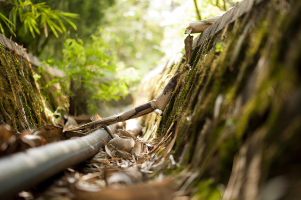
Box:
[0,0,78,37]
[0,12,14,34]
[44,29,138,114]
[215,42,225,52]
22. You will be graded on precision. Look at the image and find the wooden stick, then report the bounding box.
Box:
[67,71,183,133]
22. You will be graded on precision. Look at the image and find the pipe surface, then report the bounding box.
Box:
[0,129,110,198]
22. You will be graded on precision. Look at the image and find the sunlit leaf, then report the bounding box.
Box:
[0,23,4,34]
[59,12,78,18]
[24,18,35,37]
[60,15,77,30]
[55,18,66,32]
[49,20,63,33]
[0,13,14,25]
[17,0,23,6]
[0,0,78,38]
[18,8,23,21]
[46,18,59,37]
[29,17,40,34]
[0,13,15,35]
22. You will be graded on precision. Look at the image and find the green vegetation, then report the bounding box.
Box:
[0,0,115,57]
[44,30,138,114]
[0,0,239,116]
[0,0,78,37]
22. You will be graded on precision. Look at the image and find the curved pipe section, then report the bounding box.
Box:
[0,129,110,198]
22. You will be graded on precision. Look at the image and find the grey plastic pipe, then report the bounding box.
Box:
[0,129,110,199]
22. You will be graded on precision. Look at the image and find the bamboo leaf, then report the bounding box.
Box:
[0,23,4,34]
[17,0,23,6]
[9,10,14,30]
[24,18,35,37]
[46,19,58,37]
[0,13,14,25]
[48,20,63,33]
[12,7,17,30]
[60,15,77,30]
[59,12,78,18]
[0,13,15,35]
[18,8,23,21]
[29,17,40,34]
[56,18,66,32]
[23,0,32,7]
[40,13,46,25]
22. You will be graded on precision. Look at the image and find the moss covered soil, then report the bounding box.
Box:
[135,0,301,199]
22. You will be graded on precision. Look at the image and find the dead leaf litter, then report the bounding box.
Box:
[4,117,183,199]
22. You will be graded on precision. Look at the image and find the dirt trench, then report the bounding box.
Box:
[1,0,301,199]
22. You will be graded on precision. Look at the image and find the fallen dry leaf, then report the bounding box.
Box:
[0,135,30,157]
[108,137,135,153]
[63,116,79,132]
[0,125,43,157]
[115,149,133,160]
[132,141,146,157]
[124,167,147,183]
[125,119,143,136]
[0,124,14,151]
[105,145,114,158]
[21,134,47,147]
[119,129,136,139]
[75,172,105,192]
[33,125,67,143]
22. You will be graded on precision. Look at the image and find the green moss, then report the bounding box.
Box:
[216,134,239,183]
[191,179,222,200]
[138,2,301,197]
[0,46,48,131]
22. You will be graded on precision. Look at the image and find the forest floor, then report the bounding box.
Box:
[0,115,183,200]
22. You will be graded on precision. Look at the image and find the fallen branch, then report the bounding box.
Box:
[184,15,222,34]
[67,71,184,133]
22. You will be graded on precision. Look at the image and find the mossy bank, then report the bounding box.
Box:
[135,0,301,199]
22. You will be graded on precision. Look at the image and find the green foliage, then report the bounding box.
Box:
[0,0,116,58]
[0,12,14,34]
[0,0,77,37]
[215,42,226,53]
[192,179,222,200]
[45,30,138,113]
[33,73,41,80]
